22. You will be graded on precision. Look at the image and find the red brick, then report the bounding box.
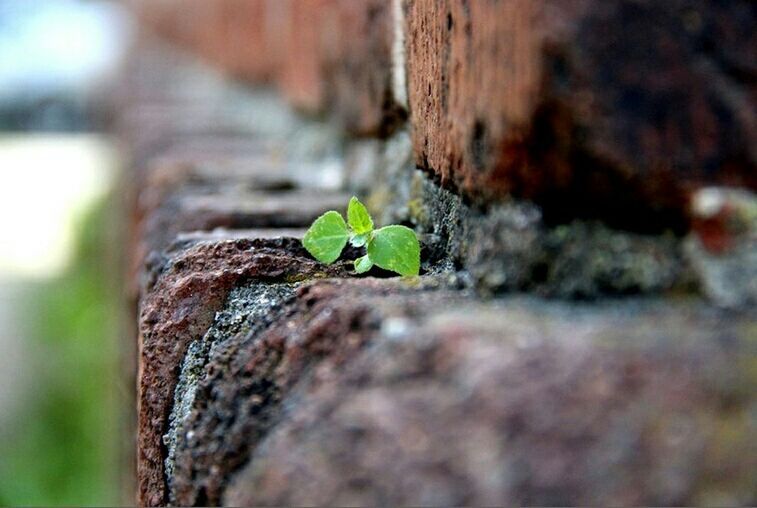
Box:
[130,0,402,135]
[129,0,281,82]
[275,0,331,114]
[210,0,284,82]
[278,0,401,136]
[137,238,351,506]
[325,0,404,135]
[406,0,756,230]
[221,295,756,506]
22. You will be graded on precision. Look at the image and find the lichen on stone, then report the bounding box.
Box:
[163,282,297,501]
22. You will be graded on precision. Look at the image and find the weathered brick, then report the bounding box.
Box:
[326,0,405,135]
[143,189,348,256]
[167,278,460,505]
[134,159,348,296]
[127,139,284,297]
[130,0,404,135]
[224,296,756,505]
[119,7,757,507]
[129,0,282,82]
[137,238,352,506]
[406,0,756,230]
[278,0,402,135]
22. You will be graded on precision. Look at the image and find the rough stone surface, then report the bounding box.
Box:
[225,298,757,506]
[364,160,692,298]
[137,238,350,506]
[163,283,298,501]
[168,278,464,506]
[405,0,757,229]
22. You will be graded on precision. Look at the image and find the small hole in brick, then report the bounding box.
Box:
[470,120,488,171]
[447,13,453,30]
[530,261,549,284]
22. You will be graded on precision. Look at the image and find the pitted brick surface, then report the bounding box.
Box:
[137,238,350,506]
[168,278,463,506]
[405,0,756,228]
[225,299,757,506]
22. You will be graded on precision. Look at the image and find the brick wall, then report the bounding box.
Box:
[120,1,756,505]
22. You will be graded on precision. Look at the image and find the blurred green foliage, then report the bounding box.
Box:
[0,197,122,506]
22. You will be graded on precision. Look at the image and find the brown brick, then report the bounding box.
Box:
[277,0,401,135]
[326,0,404,135]
[406,0,756,230]
[132,150,349,297]
[137,238,351,506]
[224,297,756,505]
[204,0,285,82]
[131,0,402,135]
[276,0,332,114]
[168,278,460,505]
[129,0,282,82]
[126,138,281,298]
[140,188,350,266]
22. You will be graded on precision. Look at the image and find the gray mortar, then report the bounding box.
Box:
[410,169,691,298]
[350,129,694,298]
[685,236,757,308]
[163,282,297,502]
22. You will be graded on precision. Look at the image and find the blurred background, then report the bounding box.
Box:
[0,0,133,505]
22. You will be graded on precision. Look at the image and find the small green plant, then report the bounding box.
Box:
[303,196,420,277]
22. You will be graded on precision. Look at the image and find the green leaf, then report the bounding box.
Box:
[350,232,370,248]
[354,255,373,274]
[367,225,420,277]
[347,196,374,235]
[302,211,349,264]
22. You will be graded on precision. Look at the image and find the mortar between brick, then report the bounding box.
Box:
[355,129,692,298]
[137,238,350,506]
[163,282,298,503]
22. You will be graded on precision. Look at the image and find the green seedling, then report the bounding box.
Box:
[303,196,420,277]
